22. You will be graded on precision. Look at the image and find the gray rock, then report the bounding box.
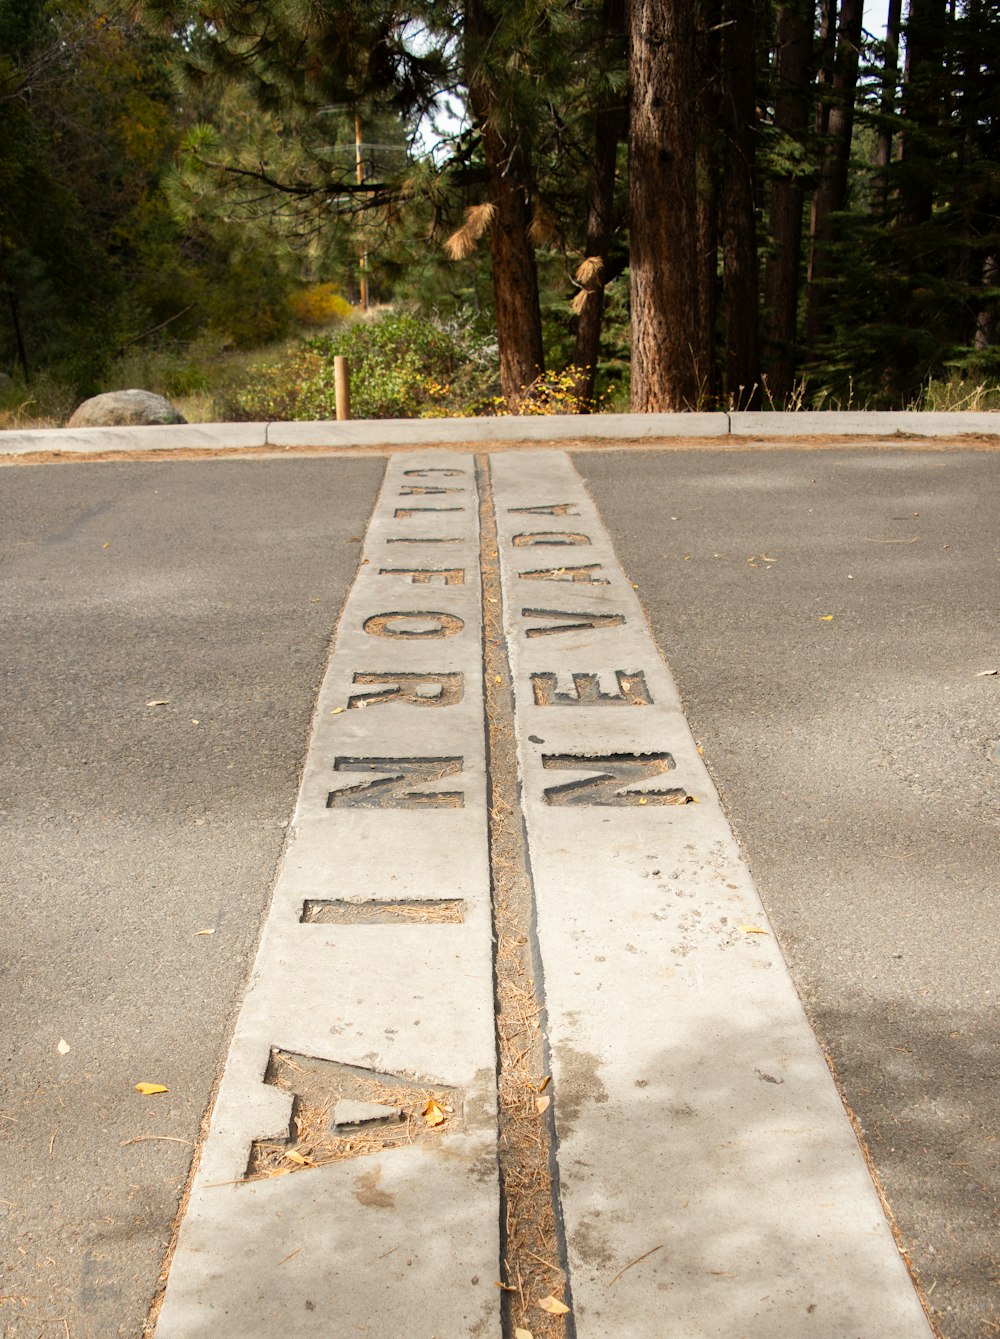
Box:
[67,389,186,428]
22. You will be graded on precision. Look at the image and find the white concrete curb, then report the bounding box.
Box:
[2,410,998,456]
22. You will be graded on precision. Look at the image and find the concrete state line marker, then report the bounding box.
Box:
[490,450,934,1339]
[153,451,501,1338]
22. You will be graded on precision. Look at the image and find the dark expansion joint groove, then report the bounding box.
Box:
[476,454,576,1339]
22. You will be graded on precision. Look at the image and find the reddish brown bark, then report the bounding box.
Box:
[806,0,863,355]
[695,0,721,400]
[572,0,626,410]
[720,0,760,406]
[763,0,814,400]
[627,0,700,411]
[465,0,545,402]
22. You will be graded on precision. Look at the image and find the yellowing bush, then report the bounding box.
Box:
[289,284,353,327]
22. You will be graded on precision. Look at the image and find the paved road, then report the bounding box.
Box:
[0,458,384,1338]
[1,442,996,1339]
[579,446,999,1339]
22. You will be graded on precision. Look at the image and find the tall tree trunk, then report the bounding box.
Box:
[806,0,863,357]
[465,0,545,402]
[572,115,621,409]
[763,0,814,402]
[897,0,948,229]
[720,0,760,406]
[573,0,626,410]
[874,0,903,207]
[695,0,722,401]
[628,0,700,411]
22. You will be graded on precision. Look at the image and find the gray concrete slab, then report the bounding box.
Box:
[0,458,384,1339]
[0,423,269,454]
[3,411,999,459]
[265,412,730,447]
[490,450,933,1338]
[730,410,1000,437]
[577,446,1000,1339]
[154,453,500,1339]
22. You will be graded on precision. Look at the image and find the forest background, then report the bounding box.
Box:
[2,0,999,423]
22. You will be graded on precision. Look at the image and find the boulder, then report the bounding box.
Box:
[67,389,186,428]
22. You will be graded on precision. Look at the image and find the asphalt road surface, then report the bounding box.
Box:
[1,442,997,1339]
[0,458,384,1338]
[579,445,999,1339]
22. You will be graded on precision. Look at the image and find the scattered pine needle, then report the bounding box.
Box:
[121,1135,194,1147]
[608,1243,664,1286]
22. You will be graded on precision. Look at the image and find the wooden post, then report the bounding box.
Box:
[334,356,351,420]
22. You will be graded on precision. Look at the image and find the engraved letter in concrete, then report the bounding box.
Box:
[519,564,609,586]
[513,532,590,547]
[363,611,464,638]
[522,608,625,638]
[246,1050,461,1177]
[403,468,464,477]
[399,486,463,496]
[348,672,463,708]
[508,503,579,517]
[531,670,651,707]
[327,756,464,809]
[541,752,689,806]
[378,568,466,586]
[394,507,465,519]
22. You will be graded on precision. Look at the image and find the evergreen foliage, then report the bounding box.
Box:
[3,0,1000,414]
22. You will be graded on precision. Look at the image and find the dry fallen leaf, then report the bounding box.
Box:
[135,1083,169,1096]
[194,929,215,936]
[282,1150,312,1166]
[57,1039,70,1055]
[515,1329,535,1339]
[818,614,834,621]
[537,1296,571,1316]
[975,669,998,677]
[423,1099,446,1127]
[145,699,169,707]
[536,1095,551,1114]
[737,925,769,936]
[537,1074,551,1093]
[330,706,345,714]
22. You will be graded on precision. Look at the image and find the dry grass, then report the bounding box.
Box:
[478,456,571,1339]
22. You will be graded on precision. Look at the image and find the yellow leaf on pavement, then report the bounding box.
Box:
[819,614,834,621]
[537,1297,570,1315]
[737,925,769,936]
[135,1083,168,1096]
[423,1099,446,1127]
[515,1329,534,1339]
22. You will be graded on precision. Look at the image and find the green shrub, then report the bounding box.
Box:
[231,310,499,420]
